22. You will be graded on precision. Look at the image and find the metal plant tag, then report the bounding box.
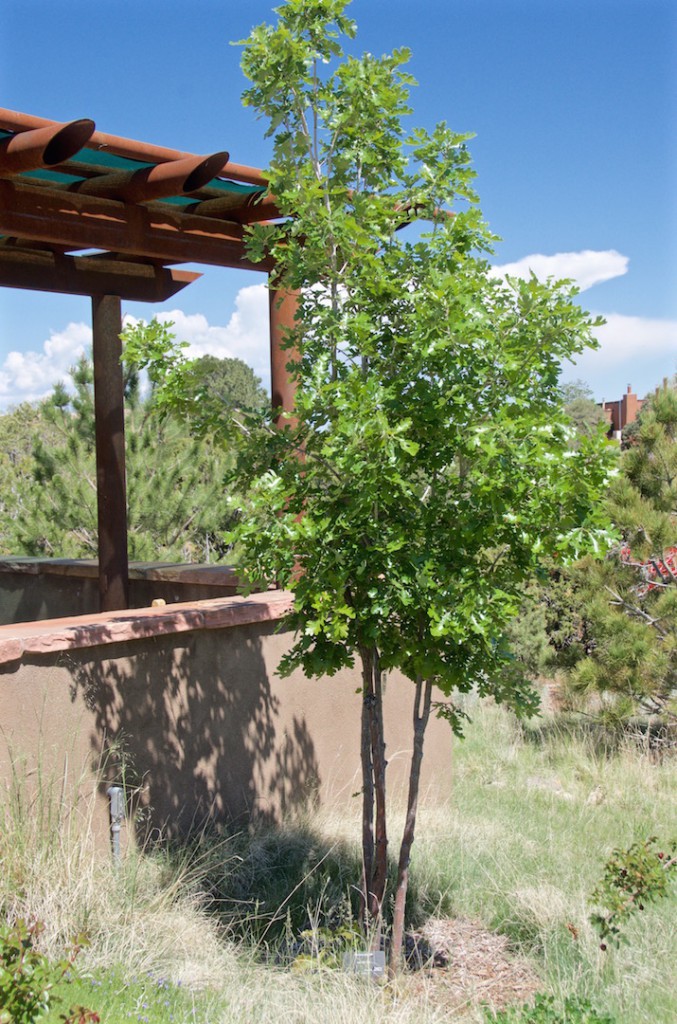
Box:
[342,950,386,979]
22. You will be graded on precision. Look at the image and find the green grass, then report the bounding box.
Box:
[3,697,675,1024]
[410,701,676,1022]
[48,967,213,1024]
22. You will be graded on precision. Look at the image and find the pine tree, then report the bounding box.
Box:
[2,355,238,563]
[561,382,676,720]
[0,402,61,554]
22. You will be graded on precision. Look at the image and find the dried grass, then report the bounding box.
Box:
[1,699,674,1024]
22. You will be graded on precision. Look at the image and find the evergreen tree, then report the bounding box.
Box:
[558,382,676,720]
[0,402,60,554]
[1,355,238,563]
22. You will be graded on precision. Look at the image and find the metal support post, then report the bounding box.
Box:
[268,281,300,428]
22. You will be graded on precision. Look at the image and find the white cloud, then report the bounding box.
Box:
[0,321,91,407]
[3,282,672,415]
[490,249,629,292]
[593,314,677,362]
[153,283,270,387]
[562,313,677,400]
[0,285,271,411]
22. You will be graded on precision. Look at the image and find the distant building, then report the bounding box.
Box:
[599,385,644,439]
[599,377,673,440]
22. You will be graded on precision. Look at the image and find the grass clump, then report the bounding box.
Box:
[198,817,439,958]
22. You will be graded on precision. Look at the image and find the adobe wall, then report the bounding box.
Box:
[0,558,240,625]
[0,591,452,849]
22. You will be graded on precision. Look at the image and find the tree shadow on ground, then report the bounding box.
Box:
[181,818,438,954]
[64,620,321,841]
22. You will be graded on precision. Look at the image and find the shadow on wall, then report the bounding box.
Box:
[64,621,321,841]
[0,571,93,626]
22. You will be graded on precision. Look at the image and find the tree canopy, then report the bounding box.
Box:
[180,355,267,422]
[126,0,616,967]
[561,379,608,439]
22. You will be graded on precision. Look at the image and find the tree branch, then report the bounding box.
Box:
[605,586,669,636]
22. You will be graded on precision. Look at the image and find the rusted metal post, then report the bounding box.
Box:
[92,294,129,611]
[268,281,299,428]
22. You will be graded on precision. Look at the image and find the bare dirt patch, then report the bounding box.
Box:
[401,917,541,1017]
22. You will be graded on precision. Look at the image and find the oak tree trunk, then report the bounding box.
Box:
[389,675,433,976]
[359,645,388,942]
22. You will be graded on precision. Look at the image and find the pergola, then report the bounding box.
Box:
[0,109,297,612]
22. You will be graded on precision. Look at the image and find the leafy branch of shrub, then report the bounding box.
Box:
[590,836,677,948]
[0,918,99,1024]
[484,993,615,1024]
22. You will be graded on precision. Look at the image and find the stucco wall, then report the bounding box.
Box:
[0,559,240,626]
[0,603,452,848]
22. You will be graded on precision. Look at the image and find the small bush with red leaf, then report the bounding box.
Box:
[0,918,98,1024]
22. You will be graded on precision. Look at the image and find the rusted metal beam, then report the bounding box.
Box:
[237,195,282,224]
[0,236,71,253]
[0,248,201,300]
[184,194,257,219]
[0,119,95,174]
[218,161,268,187]
[74,151,230,202]
[0,108,268,187]
[197,193,282,224]
[0,179,273,271]
[269,282,300,428]
[91,294,129,612]
[191,193,282,224]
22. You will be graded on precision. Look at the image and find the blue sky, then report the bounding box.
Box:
[1,0,675,408]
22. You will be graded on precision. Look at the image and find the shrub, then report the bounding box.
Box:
[0,918,98,1024]
[485,993,615,1024]
[590,836,677,947]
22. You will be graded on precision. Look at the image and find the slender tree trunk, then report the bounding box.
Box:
[360,647,375,928]
[389,676,433,977]
[359,645,388,944]
[369,650,388,925]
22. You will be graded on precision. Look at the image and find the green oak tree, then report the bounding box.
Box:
[128,0,615,970]
[561,379,608,439]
